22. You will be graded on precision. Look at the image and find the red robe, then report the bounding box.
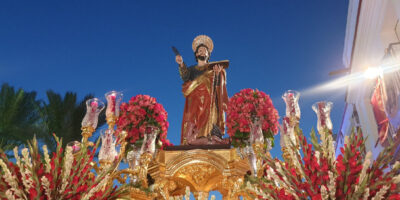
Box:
[181,68,228,144]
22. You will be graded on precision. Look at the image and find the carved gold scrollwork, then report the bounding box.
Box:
[153,179,177,200]
[149,149,251,200]
[175,163,217,185]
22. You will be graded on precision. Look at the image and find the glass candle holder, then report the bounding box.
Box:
[81,98,105,129]
[127,145,141,169]
[312,101,333,134]
[105,91,123,118]
[99,129,118,162]
[126,146,141,184]
[249,117,264,145]
[140,125,160,155]
[66,141,81,154]
[281,116,296,148]
[282,90,301,120]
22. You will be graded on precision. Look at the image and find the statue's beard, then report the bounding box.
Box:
[197,55,207,62]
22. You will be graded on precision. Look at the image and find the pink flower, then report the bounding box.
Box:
[117,94,171,146]
[226,89,279,146]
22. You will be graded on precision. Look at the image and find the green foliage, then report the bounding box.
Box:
[41,91,106,151]
[263,129,275,148]
[232,130,250,148]
[0,83,105,152]
[0,83,42,151]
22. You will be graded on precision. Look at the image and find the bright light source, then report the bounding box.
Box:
[363,67,382,79]
[300,63,400,98]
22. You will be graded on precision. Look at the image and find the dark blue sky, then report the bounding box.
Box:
[0,1,349,157]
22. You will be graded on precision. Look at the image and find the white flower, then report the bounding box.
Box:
[82,175,110,200]
[185,186,190,200]
[354,151,372,195]
[60,146,73,193]
[21,148,32,168]
[264,167,298,199]
[328,134,336,165]
[13,147,21,169]
[363,188,370,200]
[371,185,389,200]
[392,161,400,170]
[5,189,16,200]
[41,176,52,200]
[392,173,400,184]
[344,136,349,146]
[315,151,320,165]
[328,171,336,199]
[321,185,329,200]
[42,145,51,173]
[0,159,26,199]
[19,148,35,194]
[198,192,203,200]
[245,181,274,200]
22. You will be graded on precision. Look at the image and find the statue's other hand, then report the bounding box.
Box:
[223,103,228,111]
[175,55,183,65]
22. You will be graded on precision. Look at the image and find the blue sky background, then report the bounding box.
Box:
[0,0,349,198]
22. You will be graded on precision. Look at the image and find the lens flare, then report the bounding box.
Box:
[300,62,400,98]
[363,67,382,79]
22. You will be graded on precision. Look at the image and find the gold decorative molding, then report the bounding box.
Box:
[123,188,154,200]
[149,148,251,199]
[81,126,95,146]
[176,163,217,186]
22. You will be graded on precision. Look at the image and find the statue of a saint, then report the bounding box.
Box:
[175,35,230,145]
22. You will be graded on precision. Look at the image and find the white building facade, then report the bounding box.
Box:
[337,0,400,160]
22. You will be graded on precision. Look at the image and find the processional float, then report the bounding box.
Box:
[73,35,336,200]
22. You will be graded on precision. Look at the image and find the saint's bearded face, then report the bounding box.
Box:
[195,46,209,62]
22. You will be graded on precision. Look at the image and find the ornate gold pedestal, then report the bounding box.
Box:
[146,148,251,200]
[127,188,155,200]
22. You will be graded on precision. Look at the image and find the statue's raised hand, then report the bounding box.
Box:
[175,55,183,65]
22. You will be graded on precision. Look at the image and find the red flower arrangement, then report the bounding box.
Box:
[246,128,400,199]
[226,89,279,147]
[116,94,172,148]
[0,136,129,200]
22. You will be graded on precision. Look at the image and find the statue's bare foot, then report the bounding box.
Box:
[187,137,210,145]
[187,136,230,145]
[209,136,230,145]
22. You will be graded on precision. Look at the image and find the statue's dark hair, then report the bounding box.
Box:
[194,44,210,62]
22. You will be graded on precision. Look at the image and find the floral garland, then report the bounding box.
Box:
[116,94,172,148]
[0,136,129,200]
[226,89,279,147]
[246,127,400,199]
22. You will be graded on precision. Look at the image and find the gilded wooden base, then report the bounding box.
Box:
[148,148,251,200]
[122,188,155,200]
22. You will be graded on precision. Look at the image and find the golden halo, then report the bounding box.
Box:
[192,35,214,53]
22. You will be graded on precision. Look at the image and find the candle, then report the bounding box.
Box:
[110,94,116,112]
[287,93,295,115]
[91,101,98,112]
[106,93,117,117]
[72,144,80,152]
[105,91,123,118]
[89,101,98,122]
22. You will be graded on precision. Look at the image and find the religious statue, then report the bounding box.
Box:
[175,35,230,145]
